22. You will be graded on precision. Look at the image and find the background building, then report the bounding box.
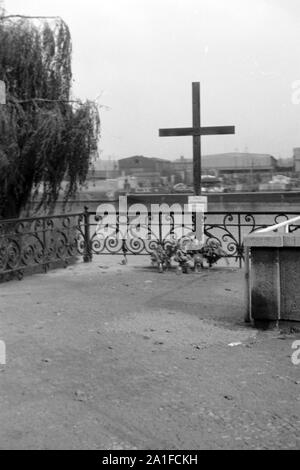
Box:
[118,156,173,189]
[294,148,300,173]
[173,156,193,185]
[88,159,119,181]
[82,150,300,194]
[173,153,277,186]
[202,153,277,177]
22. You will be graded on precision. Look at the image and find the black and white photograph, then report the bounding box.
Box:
[0,0,299,453]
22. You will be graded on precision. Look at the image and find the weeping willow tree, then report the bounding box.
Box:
[0,14,100,219]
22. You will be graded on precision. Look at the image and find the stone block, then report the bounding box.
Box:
[280,249,300,321]
[282,234,300,247]
[245,232,300,323]
[244,234,283,247]
[250,249,280,321]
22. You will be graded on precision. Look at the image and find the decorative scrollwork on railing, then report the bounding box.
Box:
[289,224,300,234]
[203,212,300,265]
[204,213,241,262]
[87,211,300,266]
[90,210,195,256]
[2,210,300,281]
[0,213,83,281]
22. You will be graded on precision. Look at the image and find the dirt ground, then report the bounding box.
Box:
[0,256,299,450]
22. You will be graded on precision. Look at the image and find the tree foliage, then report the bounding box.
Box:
[0,15,100,218]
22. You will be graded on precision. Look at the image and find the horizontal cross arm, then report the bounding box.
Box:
[159,126,235,138]
[201,126,235,136]
[159,128,196,137]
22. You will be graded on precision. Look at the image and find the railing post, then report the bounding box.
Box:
[159,212,163,244]
[244,247,251,323]
[43,218,49,273]
[83,206,92,263]
[238,213,242,268]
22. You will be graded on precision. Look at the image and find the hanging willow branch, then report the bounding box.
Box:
[0,15,100,218]
[1,15,63,20]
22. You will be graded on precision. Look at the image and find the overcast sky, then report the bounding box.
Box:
[5,0,300,160]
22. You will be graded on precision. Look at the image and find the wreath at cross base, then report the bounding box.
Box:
[150,238,229,273]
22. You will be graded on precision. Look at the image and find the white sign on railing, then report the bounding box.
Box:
[188,196,207,243]
[188,195,208,213]
[0,80,6,105]
[0,340,6,365]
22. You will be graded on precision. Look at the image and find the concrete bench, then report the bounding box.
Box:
[244,232,300,325]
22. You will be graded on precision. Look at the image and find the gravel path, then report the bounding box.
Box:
[0,257,299,450]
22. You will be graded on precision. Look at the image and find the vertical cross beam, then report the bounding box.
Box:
[192,82,201,196]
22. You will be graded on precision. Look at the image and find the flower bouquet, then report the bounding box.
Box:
[150,241,178,273]
[150,238,228,273]
[200,239,229,267]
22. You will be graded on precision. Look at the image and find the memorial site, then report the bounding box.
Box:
[0,0,299,453]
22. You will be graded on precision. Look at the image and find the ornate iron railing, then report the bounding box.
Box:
[0,213,85,281]
[1,209,300,281]
[85,210,300,268]
[256,215,300,234]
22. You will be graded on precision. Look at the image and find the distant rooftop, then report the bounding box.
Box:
[118,155,170,163]
[202,153,276,169]
[175,152,276,169]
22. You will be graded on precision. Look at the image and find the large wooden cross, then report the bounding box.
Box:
[159,82,235,195]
